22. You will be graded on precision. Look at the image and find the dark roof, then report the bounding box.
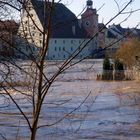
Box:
[108,24,140,39]
[31,1,87,38]
[98,23,107,30]
[110,24,130,36]
[114,24,124,32]
[111,25,122,35]
[0,20,19,33]
[136,29,140,37]
[107,30,117,38]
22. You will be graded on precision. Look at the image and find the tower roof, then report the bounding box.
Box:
[87,0,93,9]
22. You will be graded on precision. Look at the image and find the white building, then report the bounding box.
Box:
[18,0,100,60]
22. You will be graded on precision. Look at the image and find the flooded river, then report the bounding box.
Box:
[0,60,140,140]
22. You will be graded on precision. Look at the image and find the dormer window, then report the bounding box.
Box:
[27,6,31,11]
[25,27,27,31]
[24,33,27,37]
[25,21,28,24]
[27,13,33,18]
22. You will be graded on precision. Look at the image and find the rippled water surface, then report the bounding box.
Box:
[0,60,140,140]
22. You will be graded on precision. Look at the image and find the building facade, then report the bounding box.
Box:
[18,0,101,60]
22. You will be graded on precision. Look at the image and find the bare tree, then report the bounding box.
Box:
[0,0,139,140]
[115,38,140,68]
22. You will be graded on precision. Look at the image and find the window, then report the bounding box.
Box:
[59,47,61,51]
[63,47,65,51]
[26,46,28,51]
[64,55,65,58]
[63,40,65,44]
[71,47,73,51]
[40,40,42,44]
[54,40,57,44]
[32,47,35,51]
[71,40,73,44]
[24,33,27,37]
[39,33,42,36]
[32,33,35,36]
[55,47,57,51]
[53,55,55,58]
[27,13,33,18]
[25,27,27,31]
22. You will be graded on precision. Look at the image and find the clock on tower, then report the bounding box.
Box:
[85,20,91,27]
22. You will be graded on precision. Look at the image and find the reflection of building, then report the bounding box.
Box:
[0,20,18,59]
[18,0,105,60]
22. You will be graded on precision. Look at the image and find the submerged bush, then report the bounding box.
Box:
[114,59,125,80]
[102,57,113,80]
[103,56,111,70]
[100,58,125,81]
[114,59,124,70]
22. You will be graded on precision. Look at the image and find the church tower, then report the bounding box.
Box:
[81,0,98,37]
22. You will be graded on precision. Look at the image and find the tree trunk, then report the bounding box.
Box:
[30,125,37,140]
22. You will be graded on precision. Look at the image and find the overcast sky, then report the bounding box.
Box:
[60,0,140,28]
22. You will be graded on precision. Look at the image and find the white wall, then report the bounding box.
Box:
[18,2,44,48]
[17,2,97,60]
[47,38,94,60]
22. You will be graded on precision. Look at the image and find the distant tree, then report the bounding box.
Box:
[103,56,111,70]
[114,59,125,80]
[115,38,140,69]
[102,56,113,80]
[114,59,124,70]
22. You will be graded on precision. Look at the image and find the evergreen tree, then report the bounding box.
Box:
[114,59,125,80]
[114,59,124,70]
[102,56,113,80]
[103,56,111,70]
